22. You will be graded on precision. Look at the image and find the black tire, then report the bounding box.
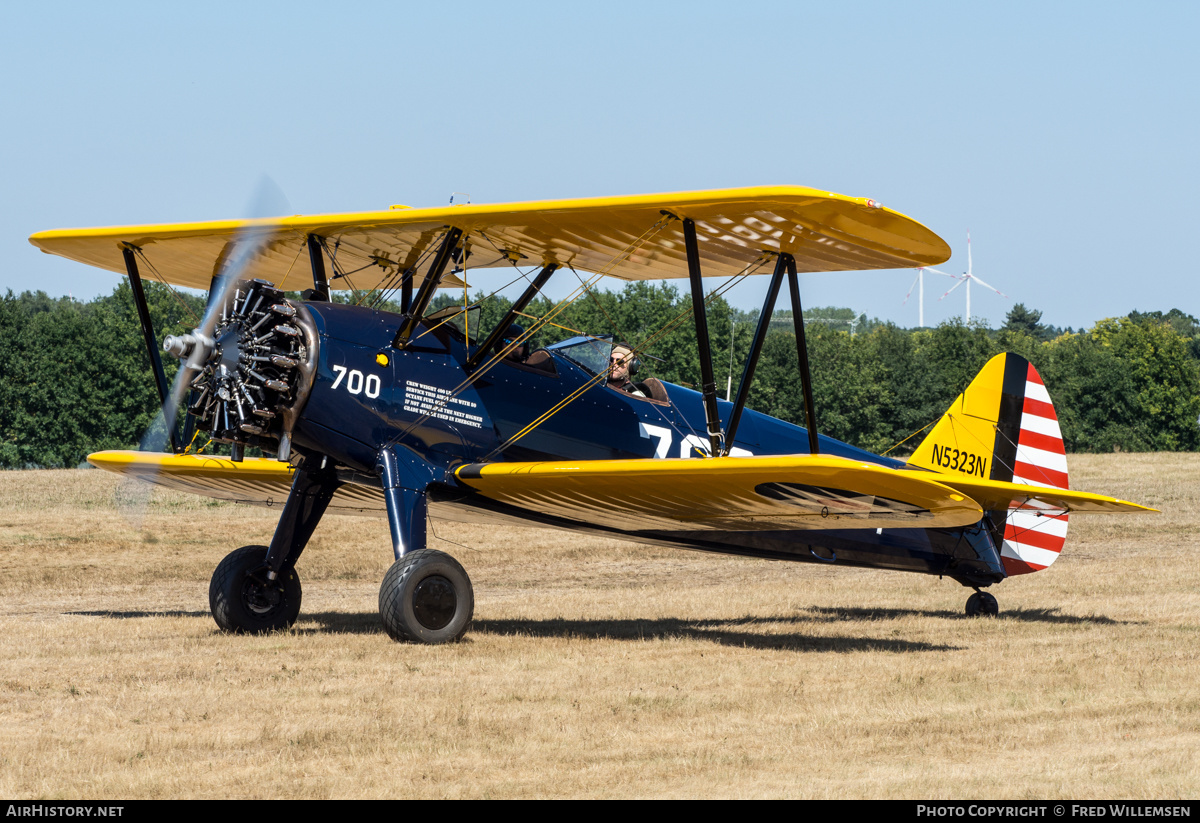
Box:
[965,590,999,617]
[379,549,473,644]
[209,545,302,633]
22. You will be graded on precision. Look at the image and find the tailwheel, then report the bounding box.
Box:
[965,589,999,618]
[379,549,474,644]
[209,545,302,633]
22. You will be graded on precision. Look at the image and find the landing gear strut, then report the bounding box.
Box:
[207,457,335,635]
[965,589,999,617]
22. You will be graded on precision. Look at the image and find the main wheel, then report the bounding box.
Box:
[965,590,999,617]
[379,549,474,644]
[209,545,302,633]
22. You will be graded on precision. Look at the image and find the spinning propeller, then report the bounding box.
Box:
[120,179,297,523]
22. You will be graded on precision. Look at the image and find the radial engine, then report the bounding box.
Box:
[163,280,317,461]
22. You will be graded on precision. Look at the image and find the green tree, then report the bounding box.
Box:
[856,324,939,455]
[1003,303,1045,338]
[1128,308,1200,361]
[1041,317,1200,452]
[914,319,999,406]
[1092,317,1200,450]
[1040,331,1135,452]
[0,283,204,468]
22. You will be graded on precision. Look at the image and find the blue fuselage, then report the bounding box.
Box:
[291,302,1006,587]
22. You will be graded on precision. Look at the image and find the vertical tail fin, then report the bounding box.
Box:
[907,353,1069,575]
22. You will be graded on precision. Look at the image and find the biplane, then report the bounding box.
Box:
[29,186,1153,643]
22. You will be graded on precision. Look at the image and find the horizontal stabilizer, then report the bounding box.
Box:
[897,470,1156,514]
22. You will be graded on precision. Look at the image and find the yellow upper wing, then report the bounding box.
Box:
[31,186,950,291]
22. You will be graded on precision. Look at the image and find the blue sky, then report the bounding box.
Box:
[4,1,1195,330]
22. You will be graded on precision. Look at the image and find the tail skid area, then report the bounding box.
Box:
[907,354,1069,576]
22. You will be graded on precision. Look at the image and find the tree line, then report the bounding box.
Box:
[2,281,1198,469]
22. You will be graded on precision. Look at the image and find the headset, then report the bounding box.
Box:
[498,324,529,359]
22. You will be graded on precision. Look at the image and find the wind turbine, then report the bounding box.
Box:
[938,231,1007,323]
[903,266,962,327]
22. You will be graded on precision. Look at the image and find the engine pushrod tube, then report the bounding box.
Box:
[122,246,179,453]
[394,227,464,348]
[724,252,788,454]
[682,218,723,456]
[467,263,558,371]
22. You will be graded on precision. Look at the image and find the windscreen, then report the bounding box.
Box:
[546,335,614,377]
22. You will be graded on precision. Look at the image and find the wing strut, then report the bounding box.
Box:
[393,227,464,348]
[683,218,724,456]
[787,255,820,455]
[725,252,787,453]
[467,263,558,371]
[401,272,413,314]
[305,235,331,301]
[121,246,179,453]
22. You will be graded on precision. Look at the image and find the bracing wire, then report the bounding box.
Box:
[386,214,680,449]
[134,249,201,325]
[484,250,774,459]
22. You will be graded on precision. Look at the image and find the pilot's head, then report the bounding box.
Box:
[609,343,638,383]
[499,324,528,361]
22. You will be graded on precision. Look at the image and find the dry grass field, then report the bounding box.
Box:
[0,453,1196,799]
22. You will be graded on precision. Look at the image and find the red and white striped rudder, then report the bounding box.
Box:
[999,360,1070,575]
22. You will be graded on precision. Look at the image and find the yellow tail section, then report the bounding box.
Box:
[907,354,1012,482]
[909,353,1076,575]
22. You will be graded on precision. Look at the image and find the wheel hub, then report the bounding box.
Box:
[412,575,457,630]
[242,576,283,615]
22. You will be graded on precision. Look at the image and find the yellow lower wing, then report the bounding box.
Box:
[86,451,386,515]
[455,455,983,532]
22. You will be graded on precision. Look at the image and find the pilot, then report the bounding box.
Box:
[497,324,530,363]
[608,343,646,397]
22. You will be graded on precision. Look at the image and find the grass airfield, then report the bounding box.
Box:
[0,453,1196,799]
